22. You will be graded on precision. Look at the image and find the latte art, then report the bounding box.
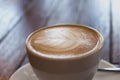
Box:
[28,25,98,56]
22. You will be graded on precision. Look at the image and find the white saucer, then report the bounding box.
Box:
[10,60,120,80]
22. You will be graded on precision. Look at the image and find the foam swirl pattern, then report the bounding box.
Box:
[28,25,98,58]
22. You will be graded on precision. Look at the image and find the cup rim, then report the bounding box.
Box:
[26,24,104,60]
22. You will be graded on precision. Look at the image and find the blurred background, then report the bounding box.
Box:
[0,0,120,80]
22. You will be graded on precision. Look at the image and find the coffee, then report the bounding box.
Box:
[26,24,103,80]
[27,24,100,59]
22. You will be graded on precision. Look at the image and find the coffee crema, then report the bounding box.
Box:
[27,25,100,58]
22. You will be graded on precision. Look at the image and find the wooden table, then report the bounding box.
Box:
[0,0,120,80]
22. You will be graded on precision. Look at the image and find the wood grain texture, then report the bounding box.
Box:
[46,0,80,25]
[0,18,36,80]
[111,0,120,63]
[0,0,59,80]
[0,0,34,41]
[21,55,29,66]
[77,0,110,61]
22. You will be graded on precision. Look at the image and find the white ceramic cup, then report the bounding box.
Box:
[26,24,103,80]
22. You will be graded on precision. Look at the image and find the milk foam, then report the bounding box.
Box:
[28,25,98,58]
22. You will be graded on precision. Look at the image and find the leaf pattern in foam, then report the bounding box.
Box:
[33,28,94,52]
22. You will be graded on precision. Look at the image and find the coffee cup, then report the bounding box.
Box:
[26,24,103,80]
